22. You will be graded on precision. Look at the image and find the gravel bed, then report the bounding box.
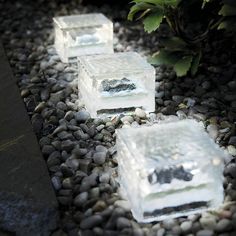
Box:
[1,0,236,235]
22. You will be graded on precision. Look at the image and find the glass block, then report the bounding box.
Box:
[116,120,226,222]
[53,14,113,63]
[78,52,155,117]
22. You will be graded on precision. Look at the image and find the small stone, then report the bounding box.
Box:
[42,145,55,156]
[34,102,46,113]
[200,216,217,230]
[215,219,232,232]
[162,218,177,230]
[99,173,110,183]
[180,221,192,233]
[74,192,88,207]
[116,217,131,230]
[57,196,72,206]
[93,152,106,165]
[60,163,74,177]
[65,158,79,171]
[47,151,61,167]
[227,145,236,156]
[80,215,103,229]
[21,88,30,98]
[121,116,134,124]
[75,110,90,123]
[61,140,74,152]
[135,108,146,118]
[51,176,62,191]
[65,111,74,121]
[196,230,214,236]
[92,200,107,212]
[229,136,236,146]
[62,178,73,189]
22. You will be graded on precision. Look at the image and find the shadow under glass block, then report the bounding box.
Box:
[78,52,155,117]
[116,120,227,222]
[53,13,113,63]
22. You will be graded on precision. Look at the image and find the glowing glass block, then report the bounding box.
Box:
[116,120,226,222]
[78,52,155,117]
[53,14,113,63]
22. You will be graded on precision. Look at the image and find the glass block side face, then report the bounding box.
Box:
[53,14,113,63]
[78,52,155,117]
[116,120,226,222]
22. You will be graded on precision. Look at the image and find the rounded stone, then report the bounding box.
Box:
[74,192,88,207]
[116,217,131,230]
[200,216,217,230]
[75,110,90,123]
[80,215,103,229]
[215,219,232,232]
[135,108,146,118]
[196,229,214,236]
[93,152,106,165]
[180,221,192,233]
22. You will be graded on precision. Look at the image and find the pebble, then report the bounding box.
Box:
[75,110,90,123]
[200,216,217,230]
[227,145,236,156]
[80,215,103,229]
[74,192,88,207]
[196,229,214,236]
[93,152,106,165]
[135,108,146,118]
[51,176,61,191]
[180,221,192,233]
[116,217,131,230]
[216,219,232,232]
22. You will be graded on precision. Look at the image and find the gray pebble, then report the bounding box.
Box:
[74,192,88,207]
[216,219,232,232]
[116,217,131,230]
[51,176,61,191]
[93,152,106,165]
[75,110,90,123]
[80,215,103,229]
[61,140,74,152]
[180,221,192,233]
[196,229,214,236]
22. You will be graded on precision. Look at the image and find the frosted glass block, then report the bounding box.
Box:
[116,120,226,222]
[78,52,155,117]
[53,14,113,63]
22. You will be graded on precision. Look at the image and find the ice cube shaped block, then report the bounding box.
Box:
[116,120,226,222]
[78,52,155,117]
[53,14,113,63]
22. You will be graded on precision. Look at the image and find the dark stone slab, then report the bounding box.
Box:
[0,42,59,235]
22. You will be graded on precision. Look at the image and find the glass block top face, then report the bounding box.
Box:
[53,13,112,29]
[78,52,154,78]
[116,120,226,192]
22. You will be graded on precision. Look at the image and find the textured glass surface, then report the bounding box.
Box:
[53,14,113,63]
[78,52,155,117]
[116,120,226,222]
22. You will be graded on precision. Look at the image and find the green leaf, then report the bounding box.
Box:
[133,0,180,7]
[128,2,154,20]
[143,10,164,33]
[148,50,179,65]
[174,56,193,77]
[191,52,201,76]
[161,36,188,51]
[219,5,236,16]
[218,19,236,31]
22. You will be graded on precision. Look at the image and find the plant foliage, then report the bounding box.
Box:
[128,0,236,77]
